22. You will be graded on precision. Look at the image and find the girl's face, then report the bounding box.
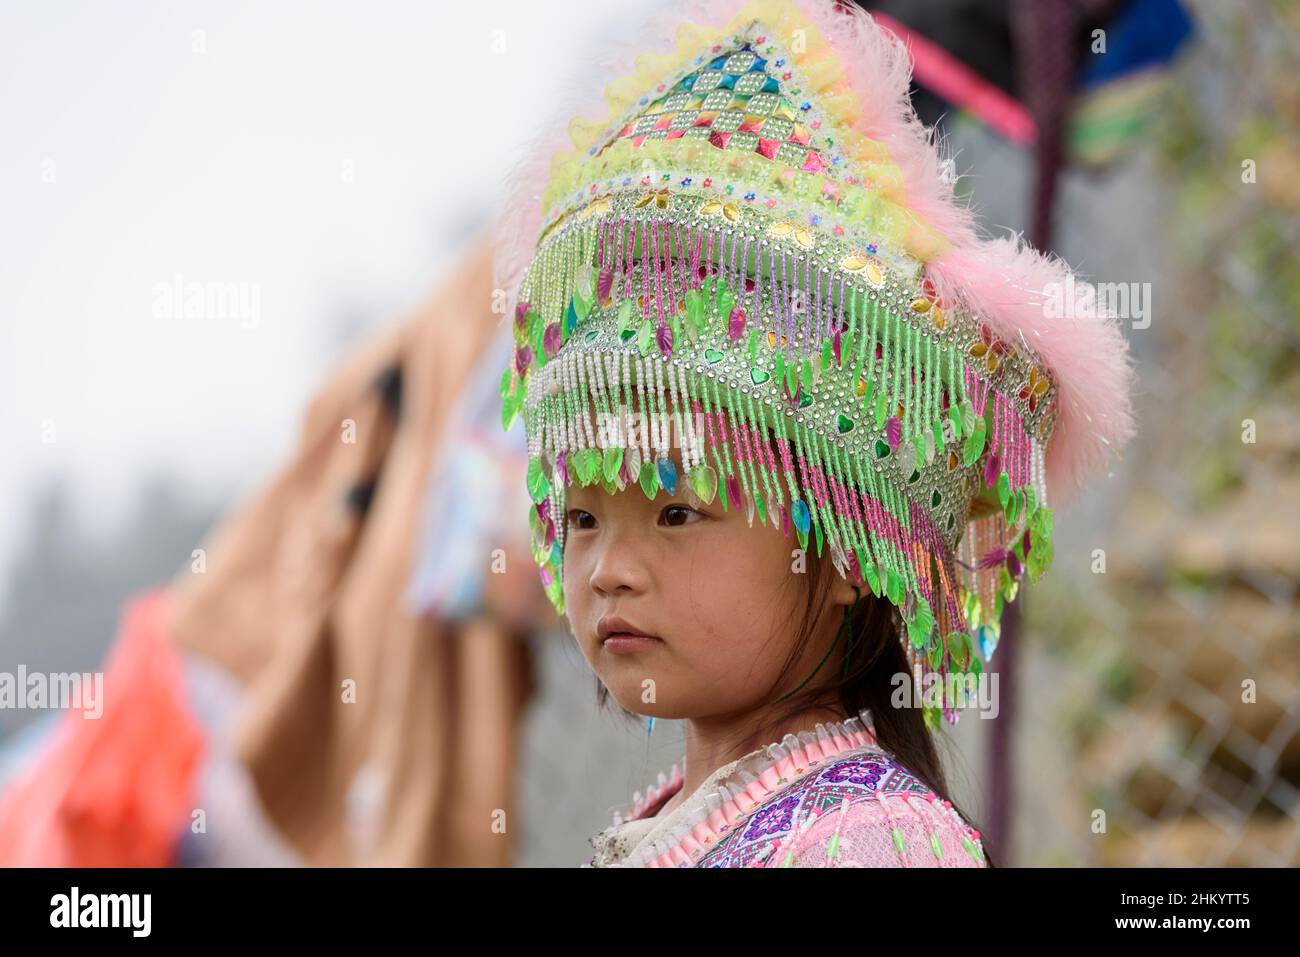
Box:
[561,430,856,722]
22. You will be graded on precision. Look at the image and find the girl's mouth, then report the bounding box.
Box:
[596,615,661,651]
[600,633,664,654]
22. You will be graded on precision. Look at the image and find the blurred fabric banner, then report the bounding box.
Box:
[0,234,549,866]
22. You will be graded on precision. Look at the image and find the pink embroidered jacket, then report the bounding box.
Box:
[585,713,989,868]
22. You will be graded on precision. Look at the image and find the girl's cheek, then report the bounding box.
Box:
[561,550,594,617]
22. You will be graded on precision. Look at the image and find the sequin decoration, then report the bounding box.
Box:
[599,44,835,178]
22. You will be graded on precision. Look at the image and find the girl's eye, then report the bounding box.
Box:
[566,509,596,530]
[660,504,702,527]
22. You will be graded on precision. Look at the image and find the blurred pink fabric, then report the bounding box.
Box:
[0,590,204,867]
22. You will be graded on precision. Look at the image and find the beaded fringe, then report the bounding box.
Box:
[506,215,1055,726]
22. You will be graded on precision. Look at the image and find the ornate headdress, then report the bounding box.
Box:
[496,0,1136,729]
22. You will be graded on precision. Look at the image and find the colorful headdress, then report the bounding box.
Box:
[496,0,1136,728]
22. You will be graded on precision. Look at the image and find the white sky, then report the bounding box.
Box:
[0,0,645,585]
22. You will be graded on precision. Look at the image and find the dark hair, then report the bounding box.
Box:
[593,531,996,867]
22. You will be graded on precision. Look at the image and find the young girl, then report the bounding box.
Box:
[496,0,1135,867]
[565,432,993,867]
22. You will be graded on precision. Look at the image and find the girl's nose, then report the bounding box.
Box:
[587,523,650,598]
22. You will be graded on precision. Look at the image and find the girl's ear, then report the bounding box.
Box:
[828,572,860,610]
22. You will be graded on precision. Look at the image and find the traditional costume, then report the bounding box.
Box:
[496,0,1136,866]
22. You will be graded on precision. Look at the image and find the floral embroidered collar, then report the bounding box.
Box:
[587,708,885,867]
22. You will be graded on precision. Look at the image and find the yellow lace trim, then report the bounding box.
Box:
[540,135,945,263]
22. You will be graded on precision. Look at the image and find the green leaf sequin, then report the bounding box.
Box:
[865,563,882,598]
[574,448,600,486]
[717,286,736,322]
[686,463,719,504]
[947,401,964,442]
[526,457,550,503]
[638,461,659,500]
[500,389,520,432]
[637,320,654,357]
[962,416,987,467]
[886,568,903,607]
[685,290,704,334]
[602,447,623,484]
